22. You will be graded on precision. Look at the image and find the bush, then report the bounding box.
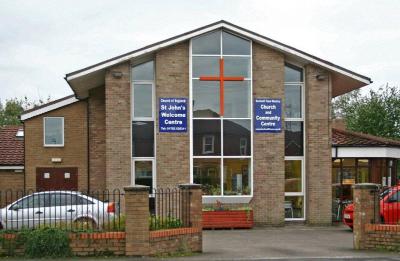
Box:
[21,227,71,258]
[149,216,183,231]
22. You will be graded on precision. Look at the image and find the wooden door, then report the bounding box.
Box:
[36,167,78,191]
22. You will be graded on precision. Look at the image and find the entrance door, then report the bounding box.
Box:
[36,167,78,191]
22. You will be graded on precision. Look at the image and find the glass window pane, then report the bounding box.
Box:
[358,168,369,183]
[333,159,341,168]
[285,196,304,219]
[285,160,302,193]
[285,122,303,156]
[192,56,220,78]
[193,120,221,156]
[224,57,250,78]
[358,159,369,167]
[133,84,152,118]
[223,158,251,195]
[224,81,250,118]
[45,118,63,145]
[222,31,250,55]
[132,121,154,157]
[285,84,302,118]
[223,120,251,156]
[135,161,153,191]
[132,61,154,81]
[285,63,303,82]
[342,168,356,185]
[193,80,220,118]
[192,31,221,55]
[193,158,221,195]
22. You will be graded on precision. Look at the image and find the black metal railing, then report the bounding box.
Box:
[372,186,400,225]
[149,187,191,231]
[0,189,123,232]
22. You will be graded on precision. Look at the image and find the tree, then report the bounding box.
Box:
[0,96,51,127]
[333,84,400,140]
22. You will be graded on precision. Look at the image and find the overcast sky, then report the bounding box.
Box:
[0,0,399,102]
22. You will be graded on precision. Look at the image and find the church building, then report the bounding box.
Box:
[19,21,371,225]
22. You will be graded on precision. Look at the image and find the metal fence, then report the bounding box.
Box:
[0,189,123,231]
[372,186,400,225]
[149,187,191,231]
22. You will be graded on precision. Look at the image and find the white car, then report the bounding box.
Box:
[0,191,117,230]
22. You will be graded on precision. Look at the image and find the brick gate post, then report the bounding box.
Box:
[179,183,203,229]
[353,183,380,250]
[124,185,150,256]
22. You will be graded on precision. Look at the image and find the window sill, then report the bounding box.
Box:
[43,145,64,148]
[202,195,252,204]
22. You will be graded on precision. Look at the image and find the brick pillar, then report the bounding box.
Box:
[124,185,150,256]
[353,183,380,250]
[179,184,202,229]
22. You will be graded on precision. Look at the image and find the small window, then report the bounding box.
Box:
[285,63,303,82]
[202,135,215,154]
[16,129,24,138]
[44,117,64,146]
[132,61,154,81]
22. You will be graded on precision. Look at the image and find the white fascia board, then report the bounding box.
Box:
[66,22,370,85]
[21,96,79,121]
[332,147,400,158]
[0,166,24,170]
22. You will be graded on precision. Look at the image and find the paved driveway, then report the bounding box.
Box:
[181,224,400,260]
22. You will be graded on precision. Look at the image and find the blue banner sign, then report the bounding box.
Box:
[159,98,187,132]
[254,98,282,133]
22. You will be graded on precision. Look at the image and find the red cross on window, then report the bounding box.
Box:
[199,58,244,116]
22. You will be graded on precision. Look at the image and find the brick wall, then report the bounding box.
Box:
[149,228,202,256]
[105,63,131,190]
[251,42,285,225]
[364,224,400,251]
[155,42,190,188]
[0,170,24,207]
[305,64,332,225]
[24,101,88,191]
[88,86,106,192]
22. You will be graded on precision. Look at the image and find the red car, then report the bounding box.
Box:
[342,185,400,229]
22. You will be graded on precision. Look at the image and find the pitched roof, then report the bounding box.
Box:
[0,125,24,166]
[332,128,400,148]
[20,95,78,121]
[65,20,371,99]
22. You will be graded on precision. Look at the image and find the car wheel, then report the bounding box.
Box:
[73,217,97,231]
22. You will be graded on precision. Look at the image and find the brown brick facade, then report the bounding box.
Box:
[0,170,24,192]
[24,101,88,191]
[251,42,285,225]
[88,86,106,192]
[155,42,190,188]
[105,63,131,190]
[305,64,332,224]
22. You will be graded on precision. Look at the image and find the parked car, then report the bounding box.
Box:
[343,185,400,229]
[0,191,117,230]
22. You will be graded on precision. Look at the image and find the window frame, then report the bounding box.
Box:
[43,117,64,147]
[131,60,156,191]
[284,62,306,221]
[189,30,253,202]
[202,135,215,154]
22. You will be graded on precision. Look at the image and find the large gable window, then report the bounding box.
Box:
[191,30,252,198]
[131,61,155,191]
[284,62,305,220]
[44,117,64,147]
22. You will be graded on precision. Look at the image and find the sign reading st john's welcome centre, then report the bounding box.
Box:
[254,98,282,133]
[159,98,187,132]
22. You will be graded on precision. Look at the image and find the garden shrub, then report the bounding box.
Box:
[22,227,71,258]
[149,216,183,230]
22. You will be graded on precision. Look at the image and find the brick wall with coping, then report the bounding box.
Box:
[364,224,400,251]
[24,101,88,191]
[155,42,190,188]
[305,64,332,225]
[251,42,285,225]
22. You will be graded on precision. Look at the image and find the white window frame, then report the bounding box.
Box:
[43,117,64,147]
[202,135,215,154]
[284,62,306,221]
[189,30,253,203]
[239,137,247,156]
[131,60,156,191]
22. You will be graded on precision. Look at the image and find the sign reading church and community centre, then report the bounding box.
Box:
[159,98,187,132]
[254,98,282,133]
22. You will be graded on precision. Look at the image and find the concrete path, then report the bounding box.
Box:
[181,224,400,260]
